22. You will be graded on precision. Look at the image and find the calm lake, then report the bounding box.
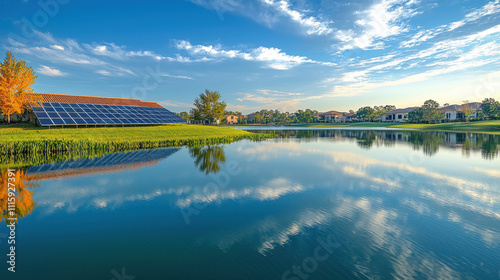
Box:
[1,129,500,280]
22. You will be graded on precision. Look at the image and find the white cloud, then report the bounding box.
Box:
[336,0,420,50]
[331,24,500,97]
[165,54,214,63]
[95,70,112,76]
[85,42,164,61]
[37,65,67,76]
[50,44,65,51]
[159,73,193,80]
[158,100,193,108]
[174,40,333,70]
[400,0,500,48]
[189,0,333,37]
[260,0,333,35]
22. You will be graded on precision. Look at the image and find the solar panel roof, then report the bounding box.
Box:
[31,102,187,126]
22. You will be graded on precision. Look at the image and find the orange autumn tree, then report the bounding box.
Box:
[0,169,39,223]
[0,51,37,123]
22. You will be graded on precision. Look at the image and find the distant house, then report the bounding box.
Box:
[225,114,238,124]
[313,112,321,122]
[245,113,256,123]
[317,111,347,123]
[382,107,416,122]
[441,102,481,121]
[345,114,358,122]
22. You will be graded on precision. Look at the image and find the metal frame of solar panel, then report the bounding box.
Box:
[31,102,186,126]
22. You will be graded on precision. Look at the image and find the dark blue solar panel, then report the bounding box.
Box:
[36,112,49,118]
[52,118,64,125]
[31,103,186,126]
[63,118,76,125]
[73,118,86,124]
[38,118,53,125]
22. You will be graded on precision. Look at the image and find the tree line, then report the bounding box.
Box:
[177,93,500,125]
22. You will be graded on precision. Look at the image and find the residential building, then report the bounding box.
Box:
[345,114,359,122]
[441,102,482,121]
[225,114,238,124]
[245,113,256,123]
[382,107,416,122]
[316,111,347,123]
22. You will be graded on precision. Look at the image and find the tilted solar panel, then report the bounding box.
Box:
[31,102,187,126]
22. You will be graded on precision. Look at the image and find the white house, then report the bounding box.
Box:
[382,107,416,122]
[441,102,481,121]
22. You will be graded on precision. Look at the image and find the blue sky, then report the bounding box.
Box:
[1,0,499,113]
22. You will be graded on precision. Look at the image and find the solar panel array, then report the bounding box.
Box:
[31,102,186,126]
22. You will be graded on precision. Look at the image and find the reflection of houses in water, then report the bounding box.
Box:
[261,129,499,159]
[27,148,180,181]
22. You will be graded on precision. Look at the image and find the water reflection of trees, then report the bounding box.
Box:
[0,169,38,224]
[189,145,226,174]
[256,130,500,159]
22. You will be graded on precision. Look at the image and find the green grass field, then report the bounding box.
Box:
[0,123,264,142]
[0,124,271,167]
[287,120,500,134]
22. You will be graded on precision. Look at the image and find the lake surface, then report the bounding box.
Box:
[1,129,499,280]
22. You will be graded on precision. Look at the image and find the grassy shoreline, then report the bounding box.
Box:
[0,124,271,167]
[228,120,500,135]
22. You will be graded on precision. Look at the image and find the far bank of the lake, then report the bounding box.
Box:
[228,120,500,135]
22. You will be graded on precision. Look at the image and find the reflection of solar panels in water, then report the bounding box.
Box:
[28,148,180,177]
[31,102,186,126]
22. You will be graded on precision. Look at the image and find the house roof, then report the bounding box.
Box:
[384,107,416,115]
[441,102,481,112]
[32,93,163,108]
[319,110,345,116]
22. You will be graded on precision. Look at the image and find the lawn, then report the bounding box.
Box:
[0,124,270,167]
[0,123,264,142]
[286,120,500,134]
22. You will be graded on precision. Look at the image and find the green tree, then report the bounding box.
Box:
[189,108,202,124]
[192,89,227,124]
[178,111,190,122]
[372,105,395,121]
[461,100,476,123]
[480,98,499,119]
[422,99,444,123]
[407,107,423,123]
[0,51,37,123]
[356,106,374,121]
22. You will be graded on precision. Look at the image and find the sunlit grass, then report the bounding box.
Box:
[283,120,500,134]
[0,124,271,166]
